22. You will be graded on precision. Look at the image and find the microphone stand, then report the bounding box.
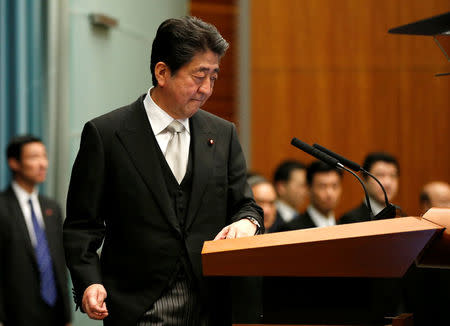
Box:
[291,138,375,218]
[340,164,374,219]
[312,143,399,220]
[362,170,397,220]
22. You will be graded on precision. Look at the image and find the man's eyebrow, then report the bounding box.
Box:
[197,67,220,73]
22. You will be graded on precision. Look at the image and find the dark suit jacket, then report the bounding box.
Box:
[0,187,71,326]
[63,95,263,326]
[338,202,371,224]
[266,212,287,233]
[283,210,317,230]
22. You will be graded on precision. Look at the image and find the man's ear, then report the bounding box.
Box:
[274,181,284,197]
[154,61,171,87]
[8,158,20,173]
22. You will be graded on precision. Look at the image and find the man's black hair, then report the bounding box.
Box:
[6,135,42,161]
[273,160,306,184]
[150,16,229,86]
[306,160,343,186]
[362,152,400,178]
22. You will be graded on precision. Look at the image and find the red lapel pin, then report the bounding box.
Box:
[208,139,214,146]
[45,208,53,216]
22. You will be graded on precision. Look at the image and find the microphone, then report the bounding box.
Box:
[313,143,361,172]
[291,138,340,168]
[291,138,374,218]
[312,143,397,220]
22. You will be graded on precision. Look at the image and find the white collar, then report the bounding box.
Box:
[11,180,38,204]
[144,87,190,135]
[307,204,336,227]
[368,196,385,215]
[275,200,298,223]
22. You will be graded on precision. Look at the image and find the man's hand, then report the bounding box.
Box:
[214,219,257,240]
[82,284,109,320]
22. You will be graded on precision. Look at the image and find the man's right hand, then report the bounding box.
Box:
[82,284,109,320]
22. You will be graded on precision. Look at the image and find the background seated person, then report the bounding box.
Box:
[339,152,399,224]
[247,174,278,233]
[284,161,342,230]
[272,160,307,227]
[419,181,450,214]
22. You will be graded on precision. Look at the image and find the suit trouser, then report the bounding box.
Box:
[136,270,207,326]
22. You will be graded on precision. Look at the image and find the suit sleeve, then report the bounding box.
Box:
[0,228,4,323]
[53,202,72,322]
[226,124,264,232]
[63,121,106,307]
[0,198,8,322]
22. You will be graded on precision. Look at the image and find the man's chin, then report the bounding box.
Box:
[35,174,47,182]
[374,196,385,205]
[186,105,202,117]
[190,98,206,107]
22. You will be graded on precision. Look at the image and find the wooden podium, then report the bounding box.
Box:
[201,208,450,325]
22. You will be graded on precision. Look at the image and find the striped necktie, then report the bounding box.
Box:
[28,198,58,306]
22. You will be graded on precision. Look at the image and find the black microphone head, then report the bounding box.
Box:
[291,138,339,167]
[291,138,310,151]
[293,139,375,217]
[313,143,361,172]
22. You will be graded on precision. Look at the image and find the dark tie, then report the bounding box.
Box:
[28,199,58,306]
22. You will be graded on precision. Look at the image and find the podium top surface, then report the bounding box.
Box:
[202,215,446,278]
[203,216,440,254]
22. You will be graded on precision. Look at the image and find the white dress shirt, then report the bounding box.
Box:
[307,204,336,228]
[143,88,190,156]
[275,200,299,223]
[368,196,385,216]
[11,181,45,247]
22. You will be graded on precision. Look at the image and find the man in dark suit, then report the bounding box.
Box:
[0,135,71,326]
[63,17,263,326]
[247,174,277,233]
[285,161,342,230]
[339,152,400,224]
[272,160,307,232]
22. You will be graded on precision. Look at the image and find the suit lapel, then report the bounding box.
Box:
[115,99,181,234]
[304,211,317,228]
[4,187,37,264]
[185,112,215,231]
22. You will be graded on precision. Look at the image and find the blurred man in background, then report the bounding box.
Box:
[339,152,399,223]
[248,174,278,232]
[273,160,307,229]
[420,181,450,213]
[285,161,342,230]
[0,135,71,326]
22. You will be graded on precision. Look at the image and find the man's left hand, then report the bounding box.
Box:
[214,219,257,240]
